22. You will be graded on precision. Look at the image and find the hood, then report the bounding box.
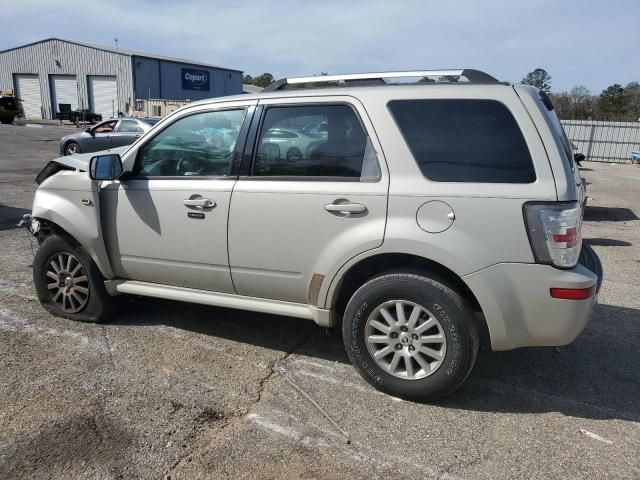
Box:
[35,146,130,185]
[50,146,130,172]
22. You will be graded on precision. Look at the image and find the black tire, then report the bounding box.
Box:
[1,117,14,124]
[33,234,112,323]
[64,141,81,156]
[286,147,302,161]
[342,273,480,401]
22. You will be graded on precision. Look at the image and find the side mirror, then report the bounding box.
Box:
[574,153,586,162]
[89,154,123,180]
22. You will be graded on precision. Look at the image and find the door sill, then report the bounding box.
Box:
[104,279,334,327]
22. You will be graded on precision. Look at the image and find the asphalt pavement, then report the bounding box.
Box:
[0,123,638,479]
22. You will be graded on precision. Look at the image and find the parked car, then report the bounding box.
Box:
[55,104,103,124]
[258,128,322,162]
[301,121,328,138]
[24,69,602,401]
[60,118,159,155]
[0,90,21,124]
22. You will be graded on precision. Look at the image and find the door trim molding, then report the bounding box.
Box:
[104,279,335,327]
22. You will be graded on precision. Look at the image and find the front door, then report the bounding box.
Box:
[101,106,251,292]
[90,120,118,151]
[228,99,389,305]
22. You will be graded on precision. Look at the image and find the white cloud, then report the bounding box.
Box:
[1,0,637,92]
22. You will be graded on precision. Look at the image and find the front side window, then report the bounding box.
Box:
[118,119,143,133]
[93,120,117,133]
[253,104,380,181]
[135,109,246,177]
[388,99,536,183]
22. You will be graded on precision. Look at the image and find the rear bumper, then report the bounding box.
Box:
[464,262,599,351]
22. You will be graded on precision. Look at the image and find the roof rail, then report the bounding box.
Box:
[263,69,500,92]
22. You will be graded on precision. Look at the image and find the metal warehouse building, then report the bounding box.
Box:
[0,38,243,120]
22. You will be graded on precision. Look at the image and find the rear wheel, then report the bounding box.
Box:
[64,141,80,155]
[33,235,113,323]
[1,117,14,124]
[286,147,302,161]
[342,273,479,401]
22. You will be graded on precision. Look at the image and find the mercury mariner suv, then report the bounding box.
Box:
[24,69,603,400]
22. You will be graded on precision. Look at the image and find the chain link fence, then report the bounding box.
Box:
[561,120,640,163]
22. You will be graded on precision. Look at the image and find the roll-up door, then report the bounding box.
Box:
[14,74,42,119]
[88,76,118,119]
[50,75,78,114]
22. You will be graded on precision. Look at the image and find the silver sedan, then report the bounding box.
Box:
[59,118,159,156]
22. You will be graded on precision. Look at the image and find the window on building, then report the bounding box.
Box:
[252,104,380,181]
[135,109,246,177]
[388,99,536,183]
[152,105,162,117]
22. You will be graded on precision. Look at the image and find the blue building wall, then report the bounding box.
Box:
[132,56,242,101]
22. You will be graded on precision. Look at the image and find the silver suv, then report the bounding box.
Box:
[25,69,602,401]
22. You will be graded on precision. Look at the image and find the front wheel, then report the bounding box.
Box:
[342,273,479,401]
[33,234,113,323]
[64,141,80,155]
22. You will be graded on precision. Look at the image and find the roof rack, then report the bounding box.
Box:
[263,69,501,92]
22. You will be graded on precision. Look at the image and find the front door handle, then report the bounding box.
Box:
[324,201,367,216]
[183,198,216,208]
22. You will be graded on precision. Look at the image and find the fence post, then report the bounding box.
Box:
[585,124,596,161]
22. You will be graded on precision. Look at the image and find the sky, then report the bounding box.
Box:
[1,0,637,93]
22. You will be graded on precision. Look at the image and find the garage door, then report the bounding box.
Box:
[88,76,118,119]
[50,75,78,115]
[14,74,42,119]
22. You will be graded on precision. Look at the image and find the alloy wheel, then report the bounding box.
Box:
[365,300,447,380]
[45,253,90,313]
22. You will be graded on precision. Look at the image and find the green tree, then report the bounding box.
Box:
[253,73,275,88]
[596,84,627,120]
[243,74,253,85]
[623,81,640,121]
[521,68,552,93]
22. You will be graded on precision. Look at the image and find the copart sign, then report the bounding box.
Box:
[182,68,210,91]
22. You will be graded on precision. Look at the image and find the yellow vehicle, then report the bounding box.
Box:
[0,89,21,124]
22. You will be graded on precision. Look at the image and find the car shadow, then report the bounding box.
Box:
[111,299,639,422]
[584,237,632,247]
[584,206,639,222]
[0,204,31,231]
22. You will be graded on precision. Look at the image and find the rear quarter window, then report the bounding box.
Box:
[388,99,536,183]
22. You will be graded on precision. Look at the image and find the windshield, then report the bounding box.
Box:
[140,118,160,126]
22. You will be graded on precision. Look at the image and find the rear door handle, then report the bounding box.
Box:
[324,202,367,215]
[183,198,215,208]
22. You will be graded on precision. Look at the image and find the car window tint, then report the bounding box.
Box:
[135,109,246,177]
[388,99,536,183]
[118,120,143,133]
[253,105,380,181]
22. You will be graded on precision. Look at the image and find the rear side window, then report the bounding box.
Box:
[388,99,536,183]
[252,105,381,181]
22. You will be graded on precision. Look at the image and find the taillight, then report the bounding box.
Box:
[523,201,583,268]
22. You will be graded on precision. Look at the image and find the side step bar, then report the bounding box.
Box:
[105,280,334,327]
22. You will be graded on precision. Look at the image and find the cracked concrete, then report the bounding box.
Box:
[1,124,640,479]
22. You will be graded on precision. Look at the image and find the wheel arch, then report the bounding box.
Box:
[327,252,491,349]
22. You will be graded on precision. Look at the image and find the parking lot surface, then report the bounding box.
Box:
[0,123,639,479]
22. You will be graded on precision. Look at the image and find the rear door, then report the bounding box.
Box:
[111,119,143,147]
[228,97,389,305]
